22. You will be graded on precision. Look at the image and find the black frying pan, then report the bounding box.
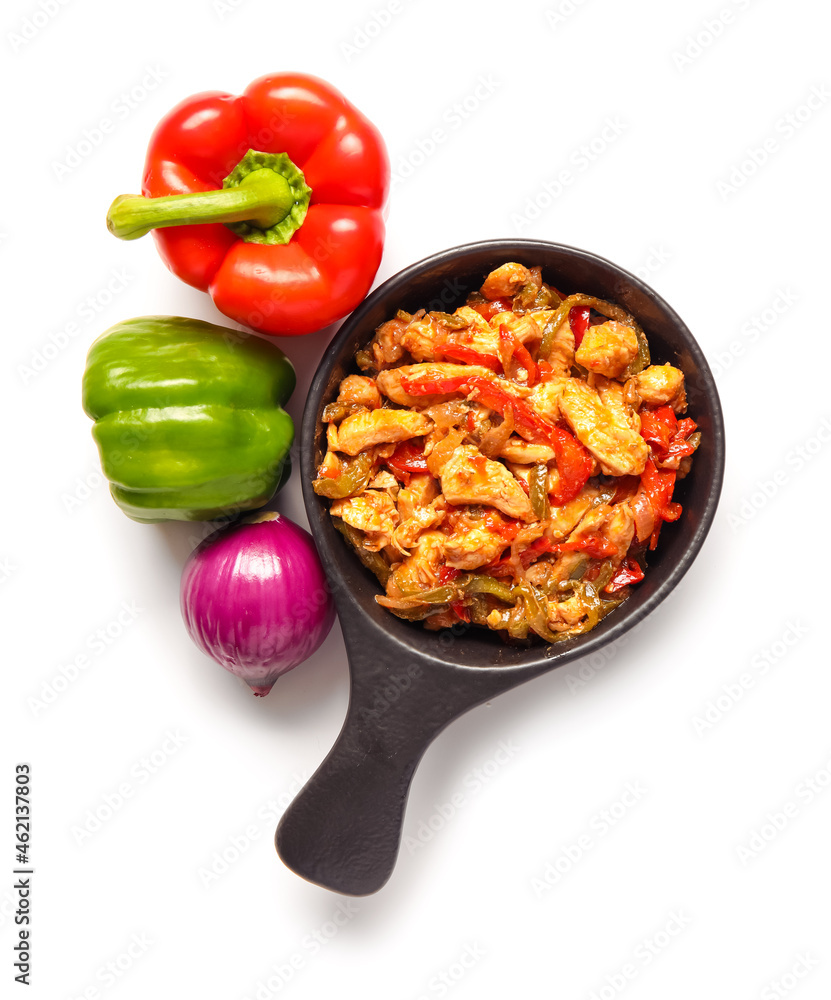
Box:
[275,239,725,895]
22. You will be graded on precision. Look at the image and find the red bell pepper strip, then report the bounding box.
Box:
[519,537,557,568]
[639,406,676,454]
[437,566,460,585]
[386,441,430,476]
[605,557,645,593]
[569,305,591,349]
[549,426,594,505]
[436,344,503,372]
[556,534,618,559]
[450,601,471,622]
[401,374,556,446]
[640,406,698,464]
[637,458,678,549]
[666,418,698,462]
[106,73,389,337]
[472,297,513,320]
[499,324,538,386]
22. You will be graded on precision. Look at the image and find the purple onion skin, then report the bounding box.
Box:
[180,512,336,696]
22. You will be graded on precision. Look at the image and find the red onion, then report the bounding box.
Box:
[181,512,335,696]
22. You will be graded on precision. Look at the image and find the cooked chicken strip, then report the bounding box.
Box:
[336,408,434,456]
[480,262,531,300]
[527,377,569,423]
[440,444,536,521]
[330,491,399,551]
[498,436,556,464]
[559,379,648,476]
[537,312,575,376]
[337,374,381,409]
[567,502,635,559]
[575,321,639,377]
[393,502,445,551]
[442,525,507,570]
[635,364,686,411]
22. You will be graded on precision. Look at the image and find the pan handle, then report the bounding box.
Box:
[275,622,523,895]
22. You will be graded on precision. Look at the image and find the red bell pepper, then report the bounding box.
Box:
[106,73,389,336]
[472,297,513,320]
[636,458,679,549]
[605,557,645,593]
[498,324,538,386]
[569,305,591,348]
[640,406,698,465]
[556,534,618,559]
[549,426,594,505]
[386,441,430,477]
[400,374,555,446]
[436,344,502,372]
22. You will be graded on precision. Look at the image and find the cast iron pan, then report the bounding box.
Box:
[275,239,725,895]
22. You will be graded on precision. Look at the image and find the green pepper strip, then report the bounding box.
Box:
[462,575,516,603]
[332,518,391,586]
[529,463,551,521]
[591,560,617,593]
[403,584,458,605]
[514,581,561,642]
[566,580,624,635]
[313,451,373,500]
[322,401,366,423]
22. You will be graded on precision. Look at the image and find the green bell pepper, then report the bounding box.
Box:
[82,316,296,522]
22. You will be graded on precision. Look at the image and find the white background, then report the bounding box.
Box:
[4,0,831,997]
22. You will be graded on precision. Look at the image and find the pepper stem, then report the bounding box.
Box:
[106,150,311,246]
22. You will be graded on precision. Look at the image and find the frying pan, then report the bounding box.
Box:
[275,239,725,895]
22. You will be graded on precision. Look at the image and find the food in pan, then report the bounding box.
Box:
[313,262,699,643]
